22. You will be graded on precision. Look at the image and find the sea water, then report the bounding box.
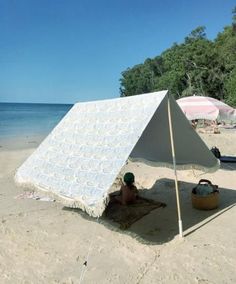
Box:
[0,102,73,140]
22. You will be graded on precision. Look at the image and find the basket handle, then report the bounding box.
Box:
[198,179,212,185]
[198,179,219,191]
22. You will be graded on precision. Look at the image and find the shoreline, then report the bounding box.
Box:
[0,133,46,151]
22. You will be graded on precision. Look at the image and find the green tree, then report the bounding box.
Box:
[120,63,154,97]
[224,69,236,106]
[184,26,206,43]
[232,6,236,33]
[119,7,236,107]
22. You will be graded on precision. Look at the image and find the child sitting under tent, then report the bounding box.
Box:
[114,172,138,205]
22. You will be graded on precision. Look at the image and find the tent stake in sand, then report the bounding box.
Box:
[167,94,183,238]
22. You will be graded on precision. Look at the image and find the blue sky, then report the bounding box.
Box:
[0,0,235,104]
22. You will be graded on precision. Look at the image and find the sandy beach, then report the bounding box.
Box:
[1,129,236,284]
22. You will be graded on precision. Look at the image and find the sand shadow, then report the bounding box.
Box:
[63,178,236,245]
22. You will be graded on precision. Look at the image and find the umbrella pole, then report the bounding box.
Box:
[167,95,183,238]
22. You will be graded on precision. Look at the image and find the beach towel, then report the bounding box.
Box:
[104,195,166,229]
[220,156,236,163]
[210,147,236,163]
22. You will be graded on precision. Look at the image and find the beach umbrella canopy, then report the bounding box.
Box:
[177,96,236,122]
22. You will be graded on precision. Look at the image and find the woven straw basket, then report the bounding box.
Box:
[192,179,219,210]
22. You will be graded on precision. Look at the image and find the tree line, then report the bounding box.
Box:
[120,7,236,107]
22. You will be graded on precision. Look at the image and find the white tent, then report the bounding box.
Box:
[15,90,219,236]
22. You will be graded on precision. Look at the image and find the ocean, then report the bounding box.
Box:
[0,102,73,140]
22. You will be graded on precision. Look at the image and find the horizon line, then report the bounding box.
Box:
[0,101,74,105]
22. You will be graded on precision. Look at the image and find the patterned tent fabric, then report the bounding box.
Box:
[15,91,219,217]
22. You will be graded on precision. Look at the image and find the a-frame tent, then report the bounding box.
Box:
[15,90,219,236]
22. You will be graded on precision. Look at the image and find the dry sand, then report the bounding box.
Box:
[0,129,236,284]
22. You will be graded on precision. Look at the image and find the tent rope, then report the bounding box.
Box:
[79,217,99,284]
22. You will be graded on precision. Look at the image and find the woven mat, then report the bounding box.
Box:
[104,196,166,229]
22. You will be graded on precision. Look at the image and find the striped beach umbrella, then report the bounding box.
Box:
[177,96,236,122]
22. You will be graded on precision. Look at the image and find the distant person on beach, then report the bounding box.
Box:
[212,120,220,134]
[115,172,138,205]
[191,119,198,129]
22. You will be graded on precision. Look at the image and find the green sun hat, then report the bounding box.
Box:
[124,172,135,185]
